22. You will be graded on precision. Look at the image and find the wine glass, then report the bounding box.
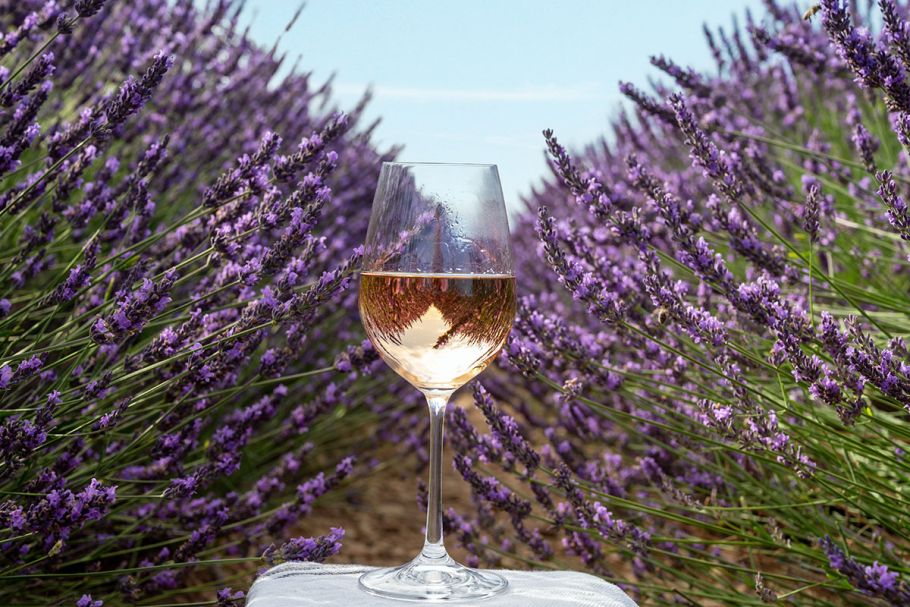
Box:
[358,162,515,601]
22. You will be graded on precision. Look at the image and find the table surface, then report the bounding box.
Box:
[246,562,639,606]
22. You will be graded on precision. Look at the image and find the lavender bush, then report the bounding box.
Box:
[440,1,910,605]
[0,1,408,604]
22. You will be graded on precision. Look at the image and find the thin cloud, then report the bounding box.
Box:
[414,131,543,150]
[334,82,608,102]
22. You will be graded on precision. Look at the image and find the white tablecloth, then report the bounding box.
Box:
[246,562,639,606]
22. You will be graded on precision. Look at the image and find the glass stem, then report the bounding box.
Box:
[421,392,451,560]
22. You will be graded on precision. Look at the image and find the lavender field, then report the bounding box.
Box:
[1,1,910,605]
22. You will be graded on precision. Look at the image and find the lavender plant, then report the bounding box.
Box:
[0,1,409,604]
[440,1,910,605]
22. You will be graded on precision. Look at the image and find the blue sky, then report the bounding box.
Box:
[243,0,763,208]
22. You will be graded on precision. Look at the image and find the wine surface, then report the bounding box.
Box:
[359,272,516,392]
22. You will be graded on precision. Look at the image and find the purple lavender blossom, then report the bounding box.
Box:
[91,271,177,344]
[76,595,103,607]
[618,82,677,124]
[0,355,44,391]
[650,55,712,97]
[49,52,174,158]
[0,389,57,474]
[0,6,58,58]
[274,113,350,182]
[102,51,174,133]
[802,176,821,242]
[0,82,50,178]
[472,382,540,475]
[751,25,829,73]
[216,588,245,607]
[74,0,105,18]
[203,131,282,208]
[536,206,626,324]
[846,95,879,172]
[881,0,910,70]
[877,170,910,245]
[56,12,73,35]
[262,527,344,565]
[821,536,910,604]
[820,0,910,112]
[47,239,99,303]
[0,51,55,107]
[554,465,650,557]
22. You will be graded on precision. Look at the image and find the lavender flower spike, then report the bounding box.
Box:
[103,51,175,132]
[76,595,103,607]
[74,0,106,18]
[262,527,345,565]
[820,0,910,112]
[472,382,540,475]
[802,177,821,243]
[881,0,910,70]
[877,170,910,246]
[821,536,910,604]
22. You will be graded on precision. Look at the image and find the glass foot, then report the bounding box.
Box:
[358,550,508,602]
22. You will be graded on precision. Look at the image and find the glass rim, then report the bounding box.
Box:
[382,160,497,168]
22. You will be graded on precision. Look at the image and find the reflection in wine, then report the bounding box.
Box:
[359,272,516,393]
